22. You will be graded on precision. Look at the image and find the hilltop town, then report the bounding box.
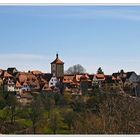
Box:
[0,53,140,106]
[0,54,140,134]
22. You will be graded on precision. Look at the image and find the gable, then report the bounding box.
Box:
[129,72,138,82]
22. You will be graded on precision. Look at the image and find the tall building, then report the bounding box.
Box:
[51,53,64,78]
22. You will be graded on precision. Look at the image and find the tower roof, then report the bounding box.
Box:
[16,81,22,88]
[51,53,64,64]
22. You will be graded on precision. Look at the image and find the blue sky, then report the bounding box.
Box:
[0,6,140,74]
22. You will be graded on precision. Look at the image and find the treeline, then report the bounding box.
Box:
[0,87,140,134]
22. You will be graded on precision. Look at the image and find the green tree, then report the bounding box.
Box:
[97,67,104,74]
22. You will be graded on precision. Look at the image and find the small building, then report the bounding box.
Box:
[72,74,83,88]
[41,73,53,83]
[28,80,40,92]
[92,74,105,87]
[7,67,18,76]
[21,82,31,93]
[63,74,74,89]
[4,79,15,92]
[125,72,138,84]
[49,76,58,87]
[42,81,52,92]
[3,71,13,79]
[80,74,91,94]
[112,71,138,85]
[15,81,22,93]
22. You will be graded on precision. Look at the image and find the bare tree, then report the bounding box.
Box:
[0,108,9,133]
[63,109,75,131]
[66,64,86,74]
[49,112,60,134]
[6,93,17,125]
[28,97,42,134]
[40,93,55,118]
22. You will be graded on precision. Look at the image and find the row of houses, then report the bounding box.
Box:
[0,54,139,106]
[0,67,140,96]
[0,68,56,93]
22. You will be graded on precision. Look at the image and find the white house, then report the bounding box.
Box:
[4,79,15,92]
[49,76,58,87]
[127,72,138,83]
[15,81,22,93]
[92,74,98,84]
[21,82,31,93]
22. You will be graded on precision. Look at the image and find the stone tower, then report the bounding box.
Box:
[51,53,64,78]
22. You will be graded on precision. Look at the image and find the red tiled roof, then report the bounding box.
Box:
[112,76,116,80]
[19,73,27,83]
[31,70,42,75]
[74,74,83,82]
[63,79,73,83]
[23,82,28,86]
[96,74,105,79]
[42,83,52,91]
[27,74,37,82]
[63,75,74,83]
[80,74,89,80]
[51,54,64,64]
[51,58,64,64]
[4,71,13,78]
[16,81,22,88]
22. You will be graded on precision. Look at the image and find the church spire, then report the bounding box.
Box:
[56,53,58,59]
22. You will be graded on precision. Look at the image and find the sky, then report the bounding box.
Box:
[0,6,140,74]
